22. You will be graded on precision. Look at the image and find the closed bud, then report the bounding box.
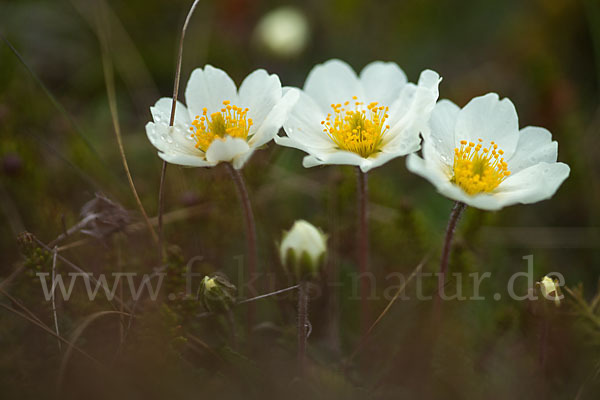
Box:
[198,274,237,313]
[537,275,561,307]
[279,220,327,281]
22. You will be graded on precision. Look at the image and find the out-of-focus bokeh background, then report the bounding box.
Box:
[1,0,599,398]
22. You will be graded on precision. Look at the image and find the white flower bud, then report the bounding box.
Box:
[538,275,561,307]
[253,7,310,59]
[279,220,327,280]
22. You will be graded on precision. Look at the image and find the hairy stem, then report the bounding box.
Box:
[437,201,467,303]
[226,163,258,330]
[356,168,369,335]
[297,280,309,375]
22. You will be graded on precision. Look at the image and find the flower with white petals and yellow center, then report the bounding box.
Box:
[145,65,298,170]
[406,93,570,210]
[274,59,441,172]
[321,97,390,158]
[189,101,253,152]
[451,139,510,195]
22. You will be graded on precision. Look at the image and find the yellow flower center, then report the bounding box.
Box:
[451,138,511,195]
[189,100,253,152]
[321,96,390,157]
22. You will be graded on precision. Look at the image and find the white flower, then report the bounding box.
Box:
[406,93,570,210]
[253,7,309,58]
[279,220,327,279]
[145,65,299,169]
[275,59,441,172]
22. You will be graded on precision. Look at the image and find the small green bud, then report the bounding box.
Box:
[198,274,237,313]
[279,220,327,281]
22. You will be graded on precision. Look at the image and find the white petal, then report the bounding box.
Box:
[158,152,215,168]
[426,99,460,163]
[205,136,250,164]
[184,65,238,118]
[454,93,519,159]
[383,69,440,150]
[361,150,405,172]
[232,148,255,170]
[359,61,408,106]
[494,162,570,207]
[238,69,282,133]
[406,153,451,191]
[250,87,299,148]
[303,59,363,112]
[146,122,197,156]
[302,150,365,169]
[274,135,313,153]
[507,126,558,173]
[283,90,336,150]
[150,98,191,128]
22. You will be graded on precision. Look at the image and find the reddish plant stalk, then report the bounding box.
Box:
[226,163,257,330]
[356,168,369,335]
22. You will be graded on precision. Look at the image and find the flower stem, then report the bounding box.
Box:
[436,201,466,305]
[297,280,309,375]
[356,168,369,336]
[157,161,167,261]
[226,163,257,330]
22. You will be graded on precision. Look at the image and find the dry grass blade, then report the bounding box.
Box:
[345,255,428,363]
[0,34,111,173]
[0,183,25,235]
[97,29,158,245]
[56,310,130,392]
[0,288,45,326]
[0,302,100,366]
[159,0,203,260]
[51,247,62,351]
[32,236,131,313]
[0,263,26,292]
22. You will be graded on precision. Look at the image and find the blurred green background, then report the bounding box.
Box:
[1,0,599,399]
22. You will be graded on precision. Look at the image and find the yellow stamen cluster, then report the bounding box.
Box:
[451,138,511,195]
[321,96,390,157]
[189,100,253,152]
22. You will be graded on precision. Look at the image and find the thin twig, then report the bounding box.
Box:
[32,236,130,312]
[57,310,130,393]
[345,256,427,364]
[0,288,45,326]
[48,214,98,248]
[159,0,203,261]
[197,284,299,318]
[0,302,100,366]
[0,34,108,170]
[297,280,309,375]
[51,247,62,352]
[99,29,158,245]
[55,204,211,252]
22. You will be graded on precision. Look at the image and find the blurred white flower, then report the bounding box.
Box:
[253,7,309,58]
[275,59,440,172]
[279,220,327,280]
[406,93,570,210]
[146,65,298,170]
